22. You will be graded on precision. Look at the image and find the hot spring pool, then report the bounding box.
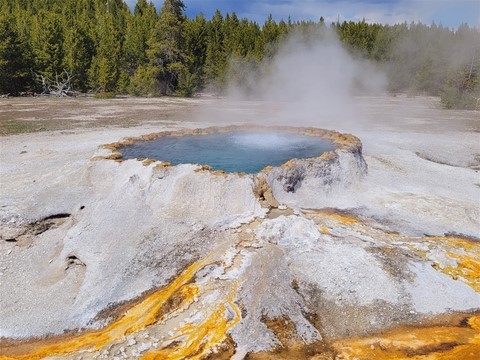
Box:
[120,131,333,174]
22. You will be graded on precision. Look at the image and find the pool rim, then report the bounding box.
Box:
[96,125,363,175]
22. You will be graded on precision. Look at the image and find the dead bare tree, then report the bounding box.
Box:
[51,70,73,96]
[34,70,77,97]
[469,93,480,110]
[466,50,480,110]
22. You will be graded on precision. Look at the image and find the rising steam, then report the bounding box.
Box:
[196,28,387,129]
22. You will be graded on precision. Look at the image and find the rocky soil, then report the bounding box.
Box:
[0,95,479,359]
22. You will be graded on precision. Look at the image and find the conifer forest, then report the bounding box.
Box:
[0,0,479,109]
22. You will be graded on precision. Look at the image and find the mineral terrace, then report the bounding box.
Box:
[0,95,479,359]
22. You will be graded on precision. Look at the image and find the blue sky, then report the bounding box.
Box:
[126,0,480,28]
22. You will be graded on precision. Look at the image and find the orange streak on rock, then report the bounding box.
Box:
[330,235,480,360]
[333,316,480,360]
[0,259,209,360]
[303,210,358,224]
[443,254,480,292]
[141,285,241,360]
[414,236,480,292]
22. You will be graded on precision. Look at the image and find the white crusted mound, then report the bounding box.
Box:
[0,96,479,359]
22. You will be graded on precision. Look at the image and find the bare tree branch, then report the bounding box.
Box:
[34,70,77,97]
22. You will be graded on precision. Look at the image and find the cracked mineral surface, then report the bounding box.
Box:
[0,95,479,359]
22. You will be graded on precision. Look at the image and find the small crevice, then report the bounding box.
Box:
[239,303,248,319]
[31,213,71,236]
[65,255,86,270]
[443,232,480,243]
[1,213,72,244]
[43,213,71,221]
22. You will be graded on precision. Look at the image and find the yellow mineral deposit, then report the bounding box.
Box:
[303,212,480,359]
[0,258,210,360]
[409,236,480,292]
[320,226,330,234]
[141,285,241,360]
[302,209,358,225]
[438,237,480,292]
[2,213,479,360]
[332,315,480,360]
[323,213,357,225]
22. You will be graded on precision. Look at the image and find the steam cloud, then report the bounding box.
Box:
[195,25,478,130]
[195,29,387,130]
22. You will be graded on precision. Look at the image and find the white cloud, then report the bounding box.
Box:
[139,0,479,28]
[234,0,477,28]
[254,0,429,25]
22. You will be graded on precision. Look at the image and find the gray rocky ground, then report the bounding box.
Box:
[0,95,479,359]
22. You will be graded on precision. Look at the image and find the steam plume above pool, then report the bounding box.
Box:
[195,28,387,130]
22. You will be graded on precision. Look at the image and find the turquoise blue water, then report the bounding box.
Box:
[120,131,333,174]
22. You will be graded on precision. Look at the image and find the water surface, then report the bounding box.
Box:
[120,131,333,174]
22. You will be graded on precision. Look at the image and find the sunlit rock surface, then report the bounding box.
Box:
[1,209,479,359]
[1,98,479,359]
[0,156,266,339]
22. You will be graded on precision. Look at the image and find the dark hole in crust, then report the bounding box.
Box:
[44,213,71,220]
[65,255,86,270]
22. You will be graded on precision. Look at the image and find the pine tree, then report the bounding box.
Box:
[262,14,279,46]
[204,10,227,90]
[126,0,157,69]
[88,0,127,94]
[63,26,93,92]
[123,0,157,93]
[30,10,64,82]
[0,10,32,94]
[144,0,188,95]
[1,1,479,101]
[182,13,208,93]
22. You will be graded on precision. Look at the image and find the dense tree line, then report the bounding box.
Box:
[0,0,479,108]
